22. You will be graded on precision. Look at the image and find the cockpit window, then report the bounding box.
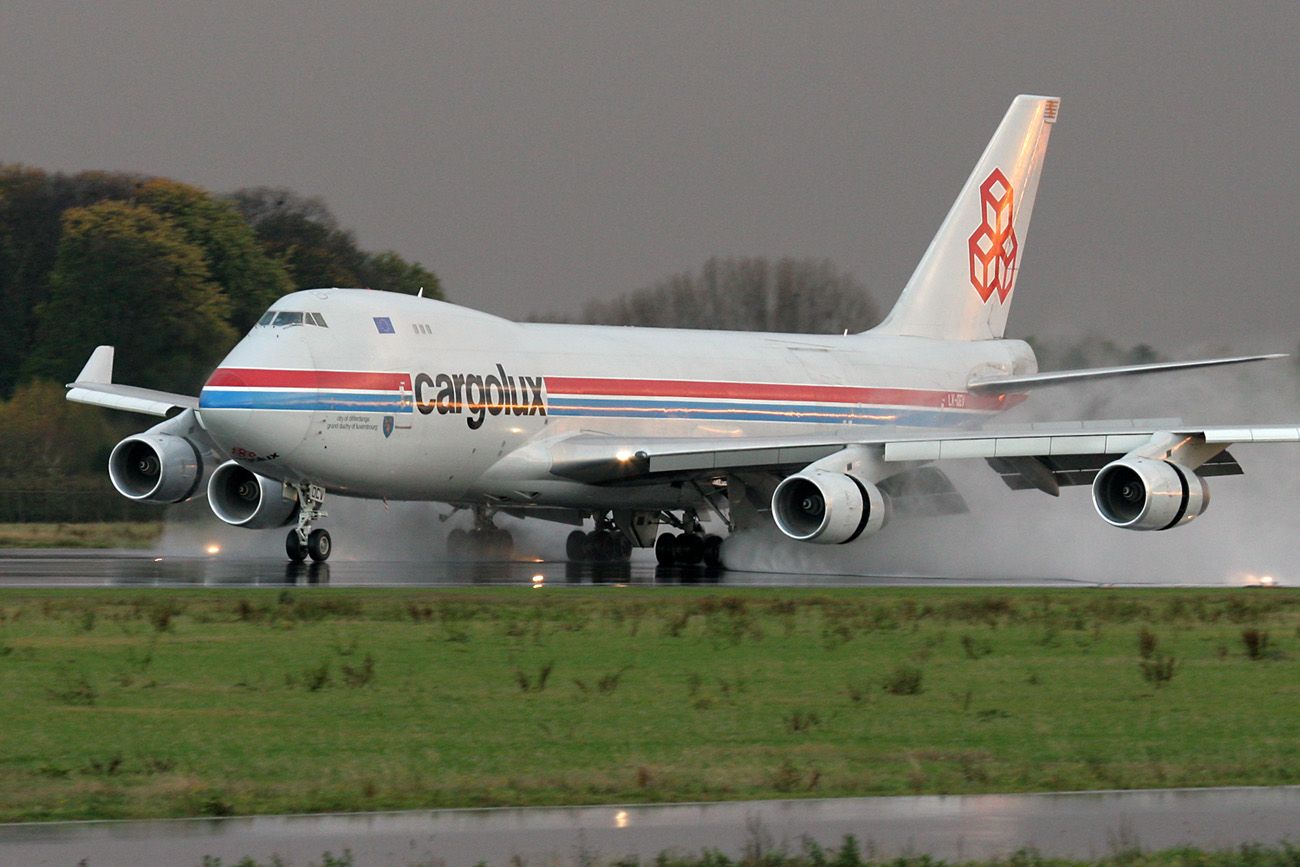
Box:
[258,310,328,328]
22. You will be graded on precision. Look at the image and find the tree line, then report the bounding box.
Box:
[0,167,442,398]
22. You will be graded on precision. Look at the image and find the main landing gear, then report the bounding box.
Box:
[285,483,330,563]
[565,516,634,564]
[654,513,722,568]
[446,506,515,560]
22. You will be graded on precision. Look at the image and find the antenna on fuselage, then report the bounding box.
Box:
[417,286,424,297]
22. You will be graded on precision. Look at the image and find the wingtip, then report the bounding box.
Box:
[74,345,115,385]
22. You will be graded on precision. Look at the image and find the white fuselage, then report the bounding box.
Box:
[195,289,1035,510]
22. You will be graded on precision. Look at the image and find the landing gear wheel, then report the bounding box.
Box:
[566,529,589,562]
[654,533,677,566]
[674,532,704,565]
[593,530,622,562]
[307,528,332,562]
[286,482,327,564]
[286,531,307,564]
[702,534,723,569]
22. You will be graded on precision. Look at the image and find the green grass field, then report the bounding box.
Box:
[0,587,1297,821]
[0,521,163,549]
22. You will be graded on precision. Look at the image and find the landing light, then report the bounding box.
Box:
[205,544,221,555]
[1239,572,1281,588]
[615,449,634,463]
[531,574,545,589]
[614,809,629,829]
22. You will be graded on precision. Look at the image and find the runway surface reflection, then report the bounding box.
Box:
[0,550,1097,588]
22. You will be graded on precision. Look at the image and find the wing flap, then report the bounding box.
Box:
[1203,426,1300,444]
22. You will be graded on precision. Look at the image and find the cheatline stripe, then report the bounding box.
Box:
[543,377,1011,411]
[205,368,410,391]
[547,399,970,427]
[549,396,957,418]
[198,391,413,413]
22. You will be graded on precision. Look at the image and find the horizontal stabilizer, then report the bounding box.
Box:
[967,353,1287,393]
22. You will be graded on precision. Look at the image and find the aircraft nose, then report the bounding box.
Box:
[198,331,314,460]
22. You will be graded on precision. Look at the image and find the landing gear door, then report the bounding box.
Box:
[613,509,661,548]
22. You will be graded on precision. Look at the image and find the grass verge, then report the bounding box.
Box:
[0,521,163,549]
[0,586,1296,821]
[202,842,1300,867]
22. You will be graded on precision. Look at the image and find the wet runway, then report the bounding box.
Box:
[2,786,1297,866]
[0,549,1099,588]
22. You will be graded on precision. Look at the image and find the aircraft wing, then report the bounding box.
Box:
[65,346,197,417]
[537,422,1300,491]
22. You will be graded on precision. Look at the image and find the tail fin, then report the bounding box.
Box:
[873,95,1058,341]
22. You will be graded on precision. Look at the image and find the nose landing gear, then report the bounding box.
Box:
[285,483,330,563]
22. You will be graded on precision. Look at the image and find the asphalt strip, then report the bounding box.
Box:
[1,786,1298,866]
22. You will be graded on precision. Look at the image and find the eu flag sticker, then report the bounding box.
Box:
[373,316,395,334]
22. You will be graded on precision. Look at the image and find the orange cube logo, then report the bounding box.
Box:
[968,169,1018,303]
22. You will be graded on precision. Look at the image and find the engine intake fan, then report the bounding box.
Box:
[207,461,298,529]
[1092,457,1209,531]
[771,469,888,544]
[108,434,203,504]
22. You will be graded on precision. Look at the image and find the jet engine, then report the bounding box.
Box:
[108,434,204,504]
[1092,457,1209,531]
[771,469,888,544]
[207,461,298,529]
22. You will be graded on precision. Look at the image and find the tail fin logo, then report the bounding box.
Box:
[968,169,1018,303]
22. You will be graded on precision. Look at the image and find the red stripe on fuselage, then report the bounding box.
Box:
[543,376,1014,411]
[205,368,410,391]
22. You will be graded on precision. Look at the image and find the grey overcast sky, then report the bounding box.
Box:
[1,2,1295,351]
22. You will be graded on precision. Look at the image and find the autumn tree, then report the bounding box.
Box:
[22,201,236,393]
[227,186,442,298]
[573,257,878,333]
[0,380,120,479]
[358,250,442,296]
[0,166,143,395]
[133,179,294,331]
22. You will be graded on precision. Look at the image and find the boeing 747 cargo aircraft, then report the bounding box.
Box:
[66,96,1298,567]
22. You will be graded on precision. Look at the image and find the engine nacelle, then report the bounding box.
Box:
[108,434,203,504]
[771,470,888,544]
[207,461,298,529]
[1092,457,1209,531]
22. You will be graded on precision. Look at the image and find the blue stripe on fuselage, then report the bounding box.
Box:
[199,390,414,413]
[546,396,982,426]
